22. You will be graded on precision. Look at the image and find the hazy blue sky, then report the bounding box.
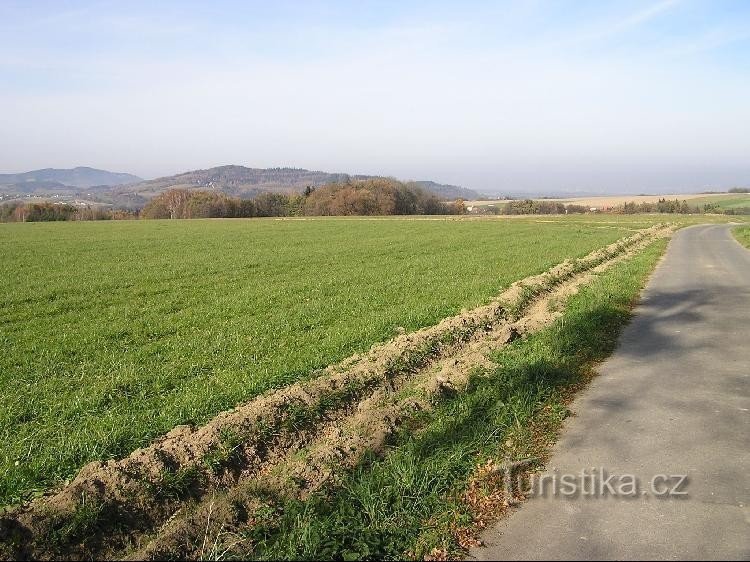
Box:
[1,0,749,193]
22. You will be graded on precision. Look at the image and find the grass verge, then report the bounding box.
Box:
[226,238,668,561]
[732,225,750,249]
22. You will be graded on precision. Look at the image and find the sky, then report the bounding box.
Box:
[1,0,749,194]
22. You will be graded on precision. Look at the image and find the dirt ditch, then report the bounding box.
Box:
[0,224,673,560]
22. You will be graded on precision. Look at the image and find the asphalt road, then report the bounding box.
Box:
[471,224,750,561]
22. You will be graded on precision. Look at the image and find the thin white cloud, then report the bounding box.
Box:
[619,0,681,28]
[562,0,682,47]
[664,26,750,57]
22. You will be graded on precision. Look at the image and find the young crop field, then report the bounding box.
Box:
[0,216,682,560]
[0,216,669,507]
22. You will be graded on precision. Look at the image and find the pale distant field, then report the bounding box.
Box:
[468,193,750,210]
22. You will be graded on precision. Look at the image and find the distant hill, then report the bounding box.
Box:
[115,165,482,201]
[0,165,481,207]
[0,167,142,192]
[413,180,480,200]
[115,166,350,199]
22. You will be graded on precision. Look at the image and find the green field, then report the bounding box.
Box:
[691,193,750,211]
[242,236,669,560]
[0,216,663,505]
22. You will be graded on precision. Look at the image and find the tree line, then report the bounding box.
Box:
[139,178,464,219]
[469,197,749,215]
[616,198,748,215]
[0,201,137,222]
[3,184,748,222]
[1,179,462,222]
[500,200,590,215]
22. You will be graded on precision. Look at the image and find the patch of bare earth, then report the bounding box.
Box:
[0,225,673,561]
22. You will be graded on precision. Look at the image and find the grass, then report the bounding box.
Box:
[232,236,668,560]
[43,493,106,549]
[733,225,750,249]
[690,193,750,212]
[145,466,204,502]
[0,216,662,506]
